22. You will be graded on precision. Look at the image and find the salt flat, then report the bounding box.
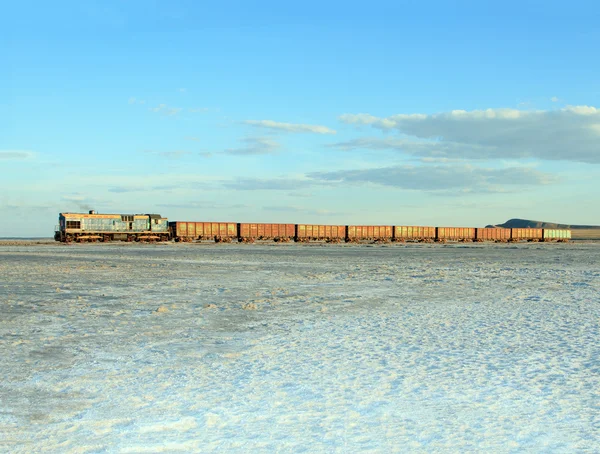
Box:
[1,243,599,453]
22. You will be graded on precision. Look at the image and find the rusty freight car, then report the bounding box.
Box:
[393,226,436,242]
[169,221,237,242]
[238,223,295,242]
[475,228,511,242]
[346,225,393,243]
[436,227,476,242]
[295,225,346,242]
[510,228,543,242]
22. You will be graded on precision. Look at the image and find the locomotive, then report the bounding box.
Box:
[54,211,572,243]
[55,211,169,243]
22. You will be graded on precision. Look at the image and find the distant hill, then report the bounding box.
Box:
[486,218,600,229]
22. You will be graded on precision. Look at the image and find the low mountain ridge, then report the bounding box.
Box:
[486,218,600,229]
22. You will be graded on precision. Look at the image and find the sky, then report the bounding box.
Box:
[2,0,600,236]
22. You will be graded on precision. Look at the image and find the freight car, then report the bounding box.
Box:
[347,225,393,243]
[510,228,543,242]
[239,223,295,242]
[394,226,436,242]
[476,228,511,242]
[542,229,571,242]
[54,211,169,242]
[169,221,237,242]
[296,224,346,243]
[436,227,476,242]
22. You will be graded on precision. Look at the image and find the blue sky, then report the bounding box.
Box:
[2,0,600,236]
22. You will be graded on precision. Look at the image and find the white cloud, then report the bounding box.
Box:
[287,192,315,198]
[263,205,345,216]
[307,164,557,193]
[0,150,35,160]
[419,157,468,164]
[108,186,140,193]
[245,120,336,135]
[142,150,191,159]
[338,106,600,163]
[218,163,555,195]
[223,177,312,191]
[564,105,598,115]
[329,137,490,159]
[128,97,145,105]
[157,201,251,210]
[551,96,559,102]
[224,137,281,156]
[189,108,209,113]
[61,194,86,201]
[149,104,182,116]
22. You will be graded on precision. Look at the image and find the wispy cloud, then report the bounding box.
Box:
[307,164,557,193]
[149,104,182,116]
[419,157,468,164]
[287,192,315,198]
[263,205,345,216]
[61,194,87,202]
[223,177,312,191]
[245,120,336,135]
[128,97,145,105]
[224,137,281,155]
[338,106,600,164]
[219,164,556,195]
[0,150,35,160]
[328,137,491,159]
[2,204,56,213]
[189,108,209,113]
[108,186,139,193]
[108,181,215,194]
[142,150,192,159]
[157,201,251,210]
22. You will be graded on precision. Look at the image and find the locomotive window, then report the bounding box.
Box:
[121,215,134,222]
[66,221,81,229]
[154,219,159,224]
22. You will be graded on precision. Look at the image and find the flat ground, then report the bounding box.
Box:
[1,242,599,452]
[570,229,600,240]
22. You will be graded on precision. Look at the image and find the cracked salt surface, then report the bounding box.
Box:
[1,243,599,452]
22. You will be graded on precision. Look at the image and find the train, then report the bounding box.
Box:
[54,211,572,243]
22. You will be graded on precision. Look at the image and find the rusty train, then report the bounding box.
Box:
[55,211,572,243]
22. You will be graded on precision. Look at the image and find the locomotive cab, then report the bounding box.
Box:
[148,214,168,232]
